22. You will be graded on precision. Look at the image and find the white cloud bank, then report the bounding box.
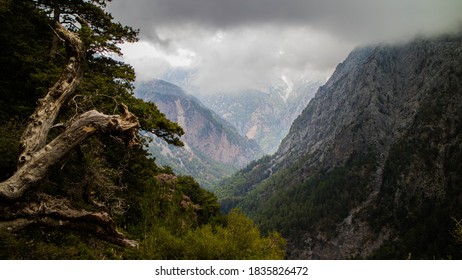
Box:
[108,0,462,93]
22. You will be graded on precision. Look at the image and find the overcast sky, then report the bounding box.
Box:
[107,0,462,94]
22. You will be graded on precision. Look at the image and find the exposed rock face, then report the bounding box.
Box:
[136,80,263,187]
[217,34,462,259]
[198,79,321,154]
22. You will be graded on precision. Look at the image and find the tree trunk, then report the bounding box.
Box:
[18,22,85,167]
[0,107,139,200]
[49,0,61,61]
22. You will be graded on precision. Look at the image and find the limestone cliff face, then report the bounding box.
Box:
[198,79,321,154]
[218,34,462,259]
[136,80,263,187]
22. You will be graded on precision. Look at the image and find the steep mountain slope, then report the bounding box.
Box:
[136,80,263,187]
[217,34,462,259]
[198,79,322,154]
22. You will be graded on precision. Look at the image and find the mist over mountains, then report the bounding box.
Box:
[198,78,322,154]
[135,80,263,187]
[156,69,323,154]
[136,73,323,185]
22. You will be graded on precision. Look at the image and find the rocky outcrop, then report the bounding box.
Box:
[198,79,321,154]
[136,80,263,187]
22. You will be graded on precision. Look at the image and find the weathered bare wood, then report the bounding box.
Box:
[49,0,61,60]
[0,106,139,200]
[18,22,85,167]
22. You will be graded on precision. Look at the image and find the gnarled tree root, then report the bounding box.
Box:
[0,194,138,247]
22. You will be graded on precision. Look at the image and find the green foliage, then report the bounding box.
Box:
[0,121,22,181]
[182,210,286,260]
[0,0,60,119]
[249,155,376,237]
[218,151,377,240]
[35,0,138,55]
[452,218,462,245]
[0,228,124,260]
[215,155,273,202]
[135,209,286,260]
[116,165,285,260]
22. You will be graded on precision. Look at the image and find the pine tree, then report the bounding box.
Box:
[0,0,182,247]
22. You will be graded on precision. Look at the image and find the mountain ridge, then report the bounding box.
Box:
[198,78,322,154]
[217,34,462,259]
[135,79,263,187]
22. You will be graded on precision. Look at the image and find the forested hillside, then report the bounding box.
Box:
[0,0,284,259]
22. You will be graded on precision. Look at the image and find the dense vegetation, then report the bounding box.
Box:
[0,0,285,259]
[218,153,377,240]
[368,69,462,259]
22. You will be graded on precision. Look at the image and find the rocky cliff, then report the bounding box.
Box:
[136,80,263,187]
[217,34,462,259]
[198,79,321,154]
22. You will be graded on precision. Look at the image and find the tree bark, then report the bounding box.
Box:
[0,106,139,200]
[18,22,85,167]
[49,0,61,61]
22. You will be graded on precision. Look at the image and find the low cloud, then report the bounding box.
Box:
[109,0,462,93]
[110,0,462,42]
[185,26,351,93]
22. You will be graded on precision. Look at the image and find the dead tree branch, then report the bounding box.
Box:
[0,194,138,247]
[0,106,139,200]
[18,22,85,167]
